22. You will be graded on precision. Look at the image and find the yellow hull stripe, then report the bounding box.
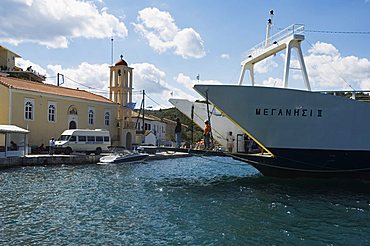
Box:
[213,105,275,157]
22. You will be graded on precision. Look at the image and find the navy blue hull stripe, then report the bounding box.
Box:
[231,148,370,179]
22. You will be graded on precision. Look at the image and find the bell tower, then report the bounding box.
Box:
[109,55,135,149]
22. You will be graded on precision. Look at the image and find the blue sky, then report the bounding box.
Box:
[1,0,370,109]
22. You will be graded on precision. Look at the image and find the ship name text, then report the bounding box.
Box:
[255,108,323,117]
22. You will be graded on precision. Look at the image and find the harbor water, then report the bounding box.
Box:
[1,156,370,245]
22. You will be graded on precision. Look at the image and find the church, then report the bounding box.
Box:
[0,45,137,150]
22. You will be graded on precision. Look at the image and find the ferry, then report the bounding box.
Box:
[193,12,370,179]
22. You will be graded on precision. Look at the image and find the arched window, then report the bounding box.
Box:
[88,107,95,125]
[68,106,78,115]
[88,110,94,125]
[24,99,34,120]
[48,104,56,122]
[104,112,110,126]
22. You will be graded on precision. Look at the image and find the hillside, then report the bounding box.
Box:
[145,107,204,143]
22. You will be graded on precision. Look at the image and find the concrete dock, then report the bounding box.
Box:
[0,150,194,170]
[0,147,229,170]
[0,154,100,169]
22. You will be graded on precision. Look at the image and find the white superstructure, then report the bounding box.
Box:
[239,22,310,90]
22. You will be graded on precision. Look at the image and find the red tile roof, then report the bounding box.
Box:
[0,75,115,104]
[131,111,188,127]
[131,111,162,121]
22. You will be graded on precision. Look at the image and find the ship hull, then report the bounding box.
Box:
[193,85,370,178]
[232,149,370,179]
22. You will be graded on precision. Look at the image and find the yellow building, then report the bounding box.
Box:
[0,45,141,150]
[0,45,20,71]
[0,45,45,82]
[0,75,119,148]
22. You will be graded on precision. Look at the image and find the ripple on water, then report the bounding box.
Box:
[1,157,370,245]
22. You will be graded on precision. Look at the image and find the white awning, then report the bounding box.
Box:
[0,125,29,134]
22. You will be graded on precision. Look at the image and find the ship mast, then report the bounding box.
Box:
[238,10,311,91]
[265,10,274,47]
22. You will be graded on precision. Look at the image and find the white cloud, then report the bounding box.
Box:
[171,73,222,102]
[255,42,370,91]
[303,42,370,90]
[220,54,230,59]
[131,62,179,108]
[167,73,197,101]
[130,64,210,108]
[360,78,370,89]
[131,63,168,93]
[16,58,48,77]
[261,77,283,87]
[175,73,195,90]
[255,56,279,74]
[0,0,128,48]
[175,73,222,91]
[46,63,111,97]
[308,41,340,57]
[133,7,205,59]
[17,58,110,93]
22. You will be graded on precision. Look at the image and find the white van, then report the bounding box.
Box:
[55,129,111,155]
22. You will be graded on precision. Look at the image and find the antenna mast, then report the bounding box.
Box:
[142,90,145,134]
[111,36,114,65]
[265,10,274,47]
[57,73,64,86]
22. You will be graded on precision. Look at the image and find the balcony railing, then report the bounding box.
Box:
[117,120,136,129]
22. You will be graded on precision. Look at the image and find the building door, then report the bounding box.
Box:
[68,106,78,129]
[126,132,132,150]
[69,121,77,129]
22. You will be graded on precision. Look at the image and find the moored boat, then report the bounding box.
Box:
[193,13,370,178]
[98,151,149,164]
[194,85,370,178]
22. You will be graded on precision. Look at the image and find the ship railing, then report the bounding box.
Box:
[317,90,370,101]
[242,24,305,61]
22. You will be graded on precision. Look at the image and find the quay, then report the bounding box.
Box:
[0,147,227,170]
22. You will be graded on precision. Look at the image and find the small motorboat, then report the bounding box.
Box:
[98,150,149,164]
